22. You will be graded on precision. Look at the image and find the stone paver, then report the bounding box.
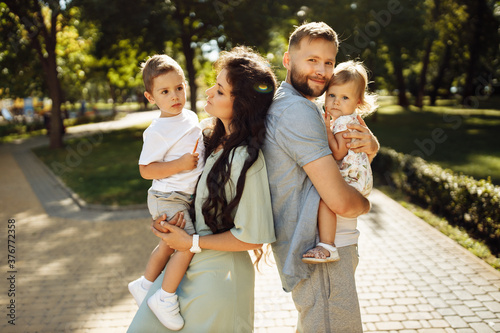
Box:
[1,112,499,332]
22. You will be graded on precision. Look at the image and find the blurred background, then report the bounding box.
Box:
[1,1,499,142]
[1,0,499,264]
[1,4,500,332]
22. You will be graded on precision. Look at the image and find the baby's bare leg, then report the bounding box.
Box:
[162,250,195,293]
[144,240,175,282]
[318,199,337,246]
[303,199,337,259]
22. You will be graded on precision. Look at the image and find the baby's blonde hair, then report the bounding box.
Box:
[328,60,377,117]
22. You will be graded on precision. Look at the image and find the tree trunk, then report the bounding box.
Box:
[7,2,65,148]
[415,39,433,108]
[462,0,485,104]
[392,50,409,107]
[46,53,64,149]
[107,82,118,116]
[173,1,198,114]
[430,41,452,106]
[182,34,198,113]
[35,4,64,149]
[365,52,378,122]
[416,0,441,108]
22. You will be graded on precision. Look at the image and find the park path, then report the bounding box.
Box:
[0,111,499,332]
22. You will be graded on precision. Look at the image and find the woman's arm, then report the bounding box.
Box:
[151,215,262,252]
[199,231,262,251]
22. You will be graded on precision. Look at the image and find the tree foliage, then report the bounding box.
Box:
[2,0,68,148]
[1,0,499,124]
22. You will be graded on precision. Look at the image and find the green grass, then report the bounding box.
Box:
[34,126,151,206]
[365,98,500,185]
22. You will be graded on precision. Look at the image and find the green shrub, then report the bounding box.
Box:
[0,114,116,139]
[373,147,500,255]
[0,121,46,138]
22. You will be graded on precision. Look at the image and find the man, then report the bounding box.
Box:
[263,22,379,332]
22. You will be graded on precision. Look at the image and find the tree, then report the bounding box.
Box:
[93,39,146,114]
[219,0,289,52]
[427,0,468,105]
[373,0,427,107]
[170,0,222,112]
[56,6,98,104]
[76,0,224,113]
[0,4,45,99]
[73,0,175,109]
[415,0,440,108]
[461,0,499,105]
[3,0,66,148]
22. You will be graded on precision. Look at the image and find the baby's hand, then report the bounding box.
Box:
[324,111,332,131]
[178,152,199,171]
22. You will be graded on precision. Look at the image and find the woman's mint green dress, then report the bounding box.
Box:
[128,147,275,332]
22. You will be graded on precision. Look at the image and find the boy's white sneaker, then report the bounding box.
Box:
[128,276,149,307]
[148,289,184,331]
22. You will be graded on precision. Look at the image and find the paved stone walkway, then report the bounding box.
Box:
[0,112,499,332]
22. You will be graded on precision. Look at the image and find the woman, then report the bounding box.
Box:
[127,46,277,332]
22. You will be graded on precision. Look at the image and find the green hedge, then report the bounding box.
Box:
[0,120,46,137]
[372,147,500,255]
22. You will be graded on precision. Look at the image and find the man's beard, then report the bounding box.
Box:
[290,64,328,98]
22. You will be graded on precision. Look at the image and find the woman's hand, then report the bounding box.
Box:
[151,213,191,252]
[343,115,379,161]
[152,212,186,231]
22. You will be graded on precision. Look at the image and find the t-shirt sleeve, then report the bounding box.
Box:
[275,101,331,167]
[230,151,276,244]
[138,129,169,165]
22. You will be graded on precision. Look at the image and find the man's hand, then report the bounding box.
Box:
[304,155,371,218]
[343,115,379,161]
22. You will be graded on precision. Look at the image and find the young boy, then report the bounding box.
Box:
[128,54,204,331]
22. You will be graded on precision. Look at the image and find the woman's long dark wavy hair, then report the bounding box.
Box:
[199,46,276,264]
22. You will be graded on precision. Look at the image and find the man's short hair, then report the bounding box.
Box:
[141,55,185,93]
[289,22,339,51]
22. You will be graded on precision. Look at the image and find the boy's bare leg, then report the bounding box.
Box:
[144,240,175,282]
[162,250,195,293]
[303,199,337,258]
[146,249,193,330]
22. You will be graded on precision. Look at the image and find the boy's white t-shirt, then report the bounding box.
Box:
[139,109,204,194]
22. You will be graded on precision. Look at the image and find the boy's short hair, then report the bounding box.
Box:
[289,22,339,51]
[141,55,185,93]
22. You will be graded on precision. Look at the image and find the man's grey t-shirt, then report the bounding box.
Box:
[263,82,332,292]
